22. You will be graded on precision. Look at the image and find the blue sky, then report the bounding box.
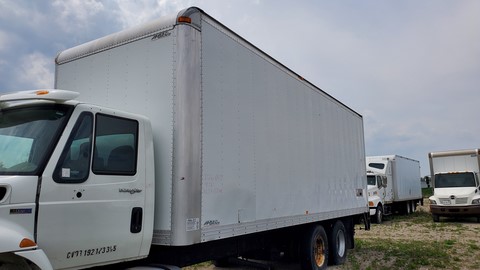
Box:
[1,0,479,176]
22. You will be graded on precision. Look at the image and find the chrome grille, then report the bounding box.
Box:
[455,197,468,204]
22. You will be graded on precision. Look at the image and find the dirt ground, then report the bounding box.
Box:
[185,200,480,270]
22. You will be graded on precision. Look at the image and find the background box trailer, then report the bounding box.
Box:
[366,155,422,223]
[0,7,369,270]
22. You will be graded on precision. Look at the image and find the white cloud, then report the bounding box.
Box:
[52,0,105,32]
[112,0,194,28]
[16,52,54,89]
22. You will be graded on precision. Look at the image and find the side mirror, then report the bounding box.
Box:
[381,176,388,188]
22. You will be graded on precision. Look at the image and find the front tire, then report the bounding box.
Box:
[375,205,383,224]
[301,224,329,270]
[432,214,440,222]
[328,220,347,265]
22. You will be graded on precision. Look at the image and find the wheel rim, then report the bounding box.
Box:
[336,230,346,257]
[377,208,382,223]
[314,234,326,266]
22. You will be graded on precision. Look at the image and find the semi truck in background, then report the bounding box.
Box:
[366,155,422,223]
[0,7,369,270]
[428,149,480,222]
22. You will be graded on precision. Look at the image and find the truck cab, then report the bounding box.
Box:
[428,149,480,222]
[0,90,154,269]
[367,171,387,223]
[429,171,480,222]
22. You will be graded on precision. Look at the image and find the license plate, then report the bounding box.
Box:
[440,199,451,205]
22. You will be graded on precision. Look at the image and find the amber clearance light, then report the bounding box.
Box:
[35,90,50,96]
[19,238,37,248]
[177,16,192,24]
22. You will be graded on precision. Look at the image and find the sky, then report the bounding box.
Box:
[0,0,479,176]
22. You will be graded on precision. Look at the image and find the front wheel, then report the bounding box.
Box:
[301,224,329,270]
[432,214,440,222]
[328,220,347,265]
[375,205,383,224]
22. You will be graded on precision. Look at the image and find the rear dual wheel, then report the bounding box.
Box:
[300,221,348,270]
[301,225,329,270]
[329,220,347,265]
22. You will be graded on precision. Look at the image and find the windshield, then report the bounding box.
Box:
[367,175,376,186]
[0,104,73,175]
[434,172,477,188]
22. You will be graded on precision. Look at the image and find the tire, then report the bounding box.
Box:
[406,201,411,215]
[213,257,230,267]
[328,220,347,265]
[432,214,440,222]
[301,224,329,270]
[375,205,383,224]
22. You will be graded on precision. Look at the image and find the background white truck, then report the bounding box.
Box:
[366,155,422,223]
[0,7,369,270]
[428,149,480,222]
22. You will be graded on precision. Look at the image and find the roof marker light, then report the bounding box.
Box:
[0,89,79,103]
[177,16,192,24]
[36,90,50,95]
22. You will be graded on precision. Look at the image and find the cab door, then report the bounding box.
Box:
[36,106,147,269]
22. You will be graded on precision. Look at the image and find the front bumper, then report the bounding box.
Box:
[430,204,480,216]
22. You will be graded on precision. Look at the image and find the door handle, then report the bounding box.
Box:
[131,207,143,233]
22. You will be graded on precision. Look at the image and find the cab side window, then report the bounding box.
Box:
[53,112,93,183]
[92,114,138,175]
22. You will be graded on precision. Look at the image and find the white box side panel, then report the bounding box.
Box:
[392,156,422,201]
[55,33,175,231]
[432,155,480,173]
[200,19,367,231]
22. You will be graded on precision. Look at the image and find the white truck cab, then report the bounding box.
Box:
[428,149,480,222]
[0,90,155,269]
[366,170,388,223]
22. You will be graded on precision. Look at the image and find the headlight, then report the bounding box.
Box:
[429,199,437,205]
[472,198,480,205]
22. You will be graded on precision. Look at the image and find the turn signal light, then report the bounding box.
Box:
[19,238,37,248]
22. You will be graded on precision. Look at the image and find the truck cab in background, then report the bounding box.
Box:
[366,155,422,224]
[428,149,480,222]
[366,171,388,223]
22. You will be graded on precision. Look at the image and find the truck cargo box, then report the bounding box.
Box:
[55,7,368,247]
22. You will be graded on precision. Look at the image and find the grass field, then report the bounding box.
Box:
[338,202,480,270]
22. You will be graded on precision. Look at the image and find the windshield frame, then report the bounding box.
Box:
[0,104,74,176]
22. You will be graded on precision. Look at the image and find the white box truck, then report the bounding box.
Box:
[0,7,369,270]
[366,155,422,223]
[428,149,480,222]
